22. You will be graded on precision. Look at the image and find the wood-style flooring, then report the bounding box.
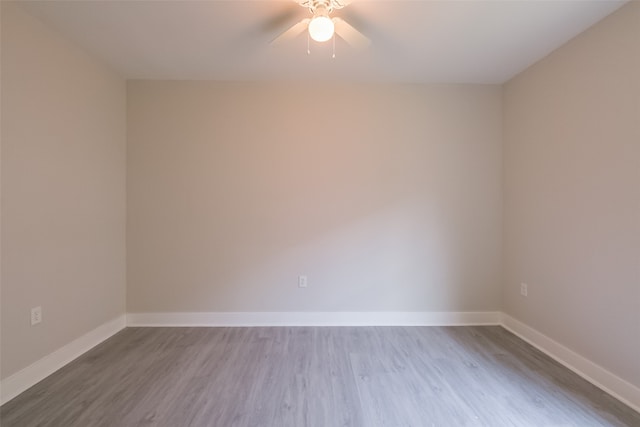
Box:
[1,326,639,426]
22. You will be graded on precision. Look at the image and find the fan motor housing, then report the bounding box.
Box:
[300,0,347,15]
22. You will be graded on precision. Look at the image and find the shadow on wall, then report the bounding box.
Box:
[127,83,502,313]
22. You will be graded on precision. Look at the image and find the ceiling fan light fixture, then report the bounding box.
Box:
[308,15,334,42]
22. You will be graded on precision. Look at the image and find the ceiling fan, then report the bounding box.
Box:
[271,0,370,48]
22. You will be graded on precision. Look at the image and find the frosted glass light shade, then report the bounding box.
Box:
[308,16,334,42]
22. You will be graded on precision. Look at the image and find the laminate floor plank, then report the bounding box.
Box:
[1,326,639,427]
[454,328,616,426]
[476,327,639,427]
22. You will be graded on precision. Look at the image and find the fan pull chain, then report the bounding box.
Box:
[332,33,336,59]
[307,32,311,55]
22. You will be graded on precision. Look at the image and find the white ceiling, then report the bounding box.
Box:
[19,0,627,84]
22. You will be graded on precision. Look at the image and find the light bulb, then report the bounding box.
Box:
[308,15,334,42]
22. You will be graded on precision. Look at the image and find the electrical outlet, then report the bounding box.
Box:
[31,306,42,325]
[298,275,308,288]
[520,283,528,297]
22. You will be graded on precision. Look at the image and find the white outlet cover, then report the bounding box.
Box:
[31,306,42,325]
[298,276,308,288]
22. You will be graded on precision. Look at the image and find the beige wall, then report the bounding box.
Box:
[503,1,640,388]
[127,82,502,313]
[5,0,636,401]
[1,3,127,379]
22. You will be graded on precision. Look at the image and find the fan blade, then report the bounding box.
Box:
[332,0,354,7]
[271,19,310,45]
[261,5,302,34]
[332,17,370,48]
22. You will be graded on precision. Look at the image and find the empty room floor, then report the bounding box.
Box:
[1,326,638,427]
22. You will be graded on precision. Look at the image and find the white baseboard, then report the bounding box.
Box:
[126,311,501,327]
[501,313,640,413]
[0,315,126,405]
